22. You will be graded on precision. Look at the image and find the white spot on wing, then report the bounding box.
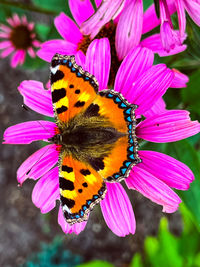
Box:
[51,65,59,74]
[63,204,72,214]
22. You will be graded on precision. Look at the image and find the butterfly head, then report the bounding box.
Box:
[48,134,63,145]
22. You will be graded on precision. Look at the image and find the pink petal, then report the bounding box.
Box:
[126,166,182,213]
[138,150,194,190]
[21,15,28,25]
[18,80,54,117]
[17,144,58,185]
[75,50,86,68]
[0,32,10,38]
[100,183,136,237]
[1,46,14,57]
[28,47,35,58]
[6,17,16,27]
[33,40,40,48]
[0,41,12,49]
[136,110,200,142]
[3,121,56,144]
[85,38,111,90]
[13,13,21,25]
[69,0,95,26]
[80,0,126,38]
[19,50,26,65]
[142,1,176,34]
[0,24,11,33]
[141,32,187,57]
[37,40,77,62]
[126,64,174,115]
[143,97,167,118]
[176,0,186,37]
[114,46,154,95]
[184,0,200,27]
[11,50,23,68]
[58,207,87,234]
[32,167,59,213]
[54,12,82,44]
[116,0,143,60]
[160,21,181,52]
[171,69,189,88]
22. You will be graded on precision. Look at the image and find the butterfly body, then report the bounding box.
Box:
[50,54,140,225]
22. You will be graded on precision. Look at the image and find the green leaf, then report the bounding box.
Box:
[77,260,114,267]
[145,218,183,267]
[143,0,153,11]
[164,140,200,229]
[130,253,144,267]
[35,23,51,42]
[181,69,200,118]
[32,0,72,16]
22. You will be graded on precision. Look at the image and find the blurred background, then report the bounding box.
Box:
[0,0,200,266]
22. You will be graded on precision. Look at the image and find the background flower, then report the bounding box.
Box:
[0,13,40,68]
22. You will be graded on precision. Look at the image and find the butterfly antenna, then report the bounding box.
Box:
[22,104,53,135]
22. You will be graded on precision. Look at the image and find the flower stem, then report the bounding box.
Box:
[0,0,57,15]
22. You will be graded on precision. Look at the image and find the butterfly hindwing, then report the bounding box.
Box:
[59,153,106,224]
[50,54,98,127]
[90,90,141,182]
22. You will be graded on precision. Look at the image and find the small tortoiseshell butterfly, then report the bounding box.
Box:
[49,54,141,225]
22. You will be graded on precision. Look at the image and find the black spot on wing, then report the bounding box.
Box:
[52,88,66,103]
[51,70,64,85]
[80,169,91,176]
[89,157,104,171]
[62,165,73,173]
[84,104,100,117]
[59,177,74,191]
[56,106,68,114]
[75,89,80,94]
[82,182,88,187]
[69,84,74,88]
[78,189,83,193]
[60,196,75,209]
[74,101,85,107]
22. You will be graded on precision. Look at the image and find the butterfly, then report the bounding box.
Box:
[49,53,140,225]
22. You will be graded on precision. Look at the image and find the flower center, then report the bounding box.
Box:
[10,25,32,49]
[78,22,121,87]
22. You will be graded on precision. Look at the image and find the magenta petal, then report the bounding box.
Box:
[54,12,82,44]
[100,183,136,237]
[3,121,56,144]
[142,1,176,34]
[141,33,187,57]
[37,40,77,62]
[176,0,186,37]
[58,207,87,234]
[114,46,154,95]
[86,38,111,90]
[126,167,182,213]
[80,0,126,38]
[75,50,86,68]
[138,150,194,190]
[32,167,59,213]
[69,0,95,26]
[0,40,11,49]
[11,50,22,68]
[184,0,200,27]
[143,97,167,118]
[116,0,143,60]
[136,110,200,142]
[18,80,54,117]
[171,69,189,88]
[17,144,59,185]
[126,64,174,115]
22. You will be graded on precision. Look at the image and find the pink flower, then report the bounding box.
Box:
[3,41,199,236]
[143,0,200,53]
[0,13,40,68]
[37,0,186,72]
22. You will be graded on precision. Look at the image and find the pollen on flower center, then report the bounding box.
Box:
[10,25,32,49]
[78,22,121,87]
